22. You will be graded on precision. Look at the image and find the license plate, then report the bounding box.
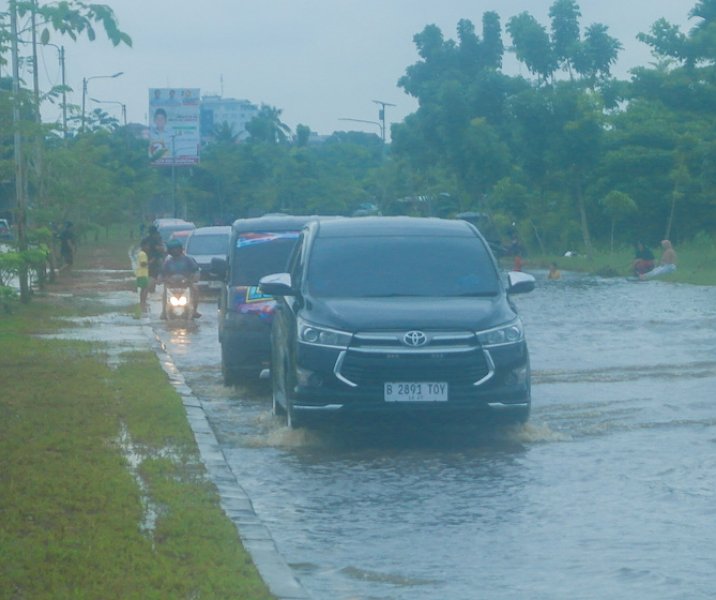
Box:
[384,382,448,402]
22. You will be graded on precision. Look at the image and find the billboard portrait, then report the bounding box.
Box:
[148,88,201,165]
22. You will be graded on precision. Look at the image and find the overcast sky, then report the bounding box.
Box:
[15,0,696,139]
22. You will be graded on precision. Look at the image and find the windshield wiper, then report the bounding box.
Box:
[455,291,498,297]
[359,293,421,298]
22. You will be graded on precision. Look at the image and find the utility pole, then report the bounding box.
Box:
[10,0,30,303]
[31,0,48,209]
[59,45,67,139]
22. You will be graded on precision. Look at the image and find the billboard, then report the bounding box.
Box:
[148,88,200,165]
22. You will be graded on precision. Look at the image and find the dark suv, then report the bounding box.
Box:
[260,216,536,428]
[214,215,321,385]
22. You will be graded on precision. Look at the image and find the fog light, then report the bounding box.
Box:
[506,366,528,386]
[297,367,323,387]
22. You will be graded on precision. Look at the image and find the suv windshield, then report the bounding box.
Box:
[307,235,499,298]
[187,233,229,255]
[231,232,299,286]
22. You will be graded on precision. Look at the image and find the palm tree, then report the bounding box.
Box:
[246,104,291,144]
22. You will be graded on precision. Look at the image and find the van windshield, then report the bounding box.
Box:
[187,233,230,255]
[307,235,499,298]
[231,232,299,286]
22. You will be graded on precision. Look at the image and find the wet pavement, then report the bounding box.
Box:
[53,269,716,600]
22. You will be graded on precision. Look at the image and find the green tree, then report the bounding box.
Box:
[506,12,557,82]
[550,0,581,77]
[600,190,637,252]
[295,124,311,147]
[246,104,291,144]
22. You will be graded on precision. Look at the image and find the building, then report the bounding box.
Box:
[200,96,259,143]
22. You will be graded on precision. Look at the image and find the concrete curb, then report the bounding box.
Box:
[142,321,311,600]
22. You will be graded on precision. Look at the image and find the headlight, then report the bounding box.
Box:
[476,319,524,347]
[298,317,352,348]
[170,295,188,307]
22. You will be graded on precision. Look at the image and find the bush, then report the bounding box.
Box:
[1,285,18,313]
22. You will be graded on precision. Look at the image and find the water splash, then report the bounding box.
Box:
[504,420,572,443]
[243,411,327,448]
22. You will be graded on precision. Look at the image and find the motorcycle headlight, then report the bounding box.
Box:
[170,295,188,307]
[298,317,352,349]
[476,319,524,347]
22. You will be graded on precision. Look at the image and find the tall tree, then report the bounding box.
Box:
[506,12,557,82]
[246,104,291,144]
[550,0,582,77]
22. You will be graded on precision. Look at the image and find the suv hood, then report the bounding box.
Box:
[304,295,515,332]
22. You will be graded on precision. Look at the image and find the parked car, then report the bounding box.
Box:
[183,225,231,293]
[213,214,322,385]
[0,218,12,241]
[168,229,194,249]
[153,218,196,244]
[260,216,536,428]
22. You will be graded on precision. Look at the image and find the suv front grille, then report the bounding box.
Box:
[337,330,492,387]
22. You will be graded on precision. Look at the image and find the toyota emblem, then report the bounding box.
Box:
[403,330,428,347]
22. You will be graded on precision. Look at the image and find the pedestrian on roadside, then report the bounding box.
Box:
[59,221,76,271]
[141,225,165,292]
[135,239,150,312]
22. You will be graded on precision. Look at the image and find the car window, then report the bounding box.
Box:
[288,234,305,284]
[231,231,299,286]
[186,234,230,255]
[307,235,499,298]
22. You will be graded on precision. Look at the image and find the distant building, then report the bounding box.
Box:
[200,95,259,143]
[307,132,330,145]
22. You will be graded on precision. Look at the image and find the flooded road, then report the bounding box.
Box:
[153,272,716,600]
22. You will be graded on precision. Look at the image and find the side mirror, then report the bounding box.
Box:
[259,272,294,297]
[507,271,536,295]
[210,257,227,280]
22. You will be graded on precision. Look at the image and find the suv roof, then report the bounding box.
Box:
[231,214,323,235]
[153,217,191,226]
[313,216,476,238]
[189,225,231,236]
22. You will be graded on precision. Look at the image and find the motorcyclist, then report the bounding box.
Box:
[160,238,201,319]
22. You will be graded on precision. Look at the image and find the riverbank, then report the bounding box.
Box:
[0,236,274,599]
[508,240,715,285]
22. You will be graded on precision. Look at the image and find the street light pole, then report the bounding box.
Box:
[90,97,127,126]
[81,71,123,132]
[338,117,384,140]
[42,42,67,139]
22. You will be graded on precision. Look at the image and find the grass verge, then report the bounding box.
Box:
[0,297,274,599]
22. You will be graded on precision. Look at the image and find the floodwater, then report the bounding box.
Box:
[151,272,716,600]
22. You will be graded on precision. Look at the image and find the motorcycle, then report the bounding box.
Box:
[162,275,193,321]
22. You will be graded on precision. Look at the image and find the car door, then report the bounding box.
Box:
[217,233,235,342]
[271,234,305,387]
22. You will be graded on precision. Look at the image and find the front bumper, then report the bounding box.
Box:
[196,270,223,293]
[291,342,530,417]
